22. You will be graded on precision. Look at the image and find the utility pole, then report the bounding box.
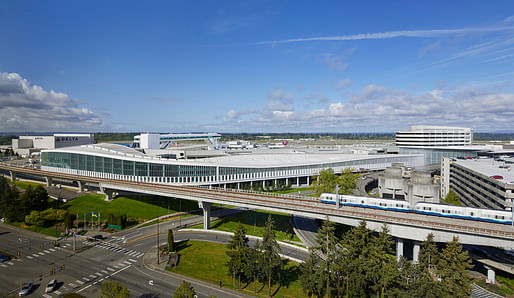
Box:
[157,219,160,264]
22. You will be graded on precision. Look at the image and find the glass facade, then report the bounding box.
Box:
[41,151,422,184]
[398,147,478,166]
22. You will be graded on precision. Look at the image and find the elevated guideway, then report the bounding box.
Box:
[1,164,513,251]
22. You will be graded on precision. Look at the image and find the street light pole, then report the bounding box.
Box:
[157,219,160,264]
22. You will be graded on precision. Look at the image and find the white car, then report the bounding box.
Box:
[45,279,57,293]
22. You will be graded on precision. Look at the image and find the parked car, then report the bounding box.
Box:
[88,234,104,242]
[0,254,10,263]
[490,175,504,179]
[18,282,33,296]
[45,279,57,293]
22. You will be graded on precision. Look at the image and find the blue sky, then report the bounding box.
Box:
[1,1,514,133]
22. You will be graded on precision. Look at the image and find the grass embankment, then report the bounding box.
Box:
[192,210,302,243]
[9,221,62,237]
[9,180,44,190]
[63,194,199,222]
[169,241,306,297]
[271,186,316,195]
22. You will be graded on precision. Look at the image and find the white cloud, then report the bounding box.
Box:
[222,83,514,132]
[258,26,514,45]
[504,15,514,24]
[334,79,352,90]
[0,72,104,132]
[323,53,348,71]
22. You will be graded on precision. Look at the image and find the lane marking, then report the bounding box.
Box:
[77,284,92,293]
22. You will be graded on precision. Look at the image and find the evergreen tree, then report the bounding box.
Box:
[314,218,337,297]
[245,241,261,294]
[300,252,324,298]
[341,220,372,297]
[437,237,474,297]
[414,233,442,297]
[259,215,282,296]
[168,229,175,252]
[174,280,196,298]
[226,222,250,289]
[394,256,419,297]
[315,168,359,196]
[368,223,397,297]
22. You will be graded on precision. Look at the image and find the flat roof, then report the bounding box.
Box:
[43,143,422,168]
[451,158,514,184]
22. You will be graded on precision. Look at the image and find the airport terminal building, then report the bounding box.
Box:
[12,134,94,157]
[41,143,424,187]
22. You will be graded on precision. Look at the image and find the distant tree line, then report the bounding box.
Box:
[94,133,138,143]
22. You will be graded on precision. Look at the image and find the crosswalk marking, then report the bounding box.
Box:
[96,272,103,276]
[89,274,97,279]
[112,265,119,269]
[1,264,7,268]
[54,290,61,295]
[107,267,115,272]
[76,280,84,285]
[82,277,90,282]
[49,248,56,252]
[118,263,126,267]
[136,253,144,258]
[44,249,50,253]
[69,282,77,288]
[123,261,131,265]
[26,256,33,259]
[38,252,45,256]
[128,258,137,263]
[32,254,39,257]
[7,261,14,265]
[43,294,52,298]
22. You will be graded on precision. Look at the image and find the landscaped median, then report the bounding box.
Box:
[143,229,309,298]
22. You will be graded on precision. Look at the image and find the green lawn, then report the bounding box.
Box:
[62,194,198,222]
[9,180,44,190]
[169,241,306,297]
[271,186,316,194]
[192,210,302,243]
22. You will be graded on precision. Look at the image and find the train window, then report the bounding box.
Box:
[361,201,364,204]
[429,208,432,211]
[501,216,505,220]
[423,207,426,210]
[470,212,473,216]
[495,215,498,219]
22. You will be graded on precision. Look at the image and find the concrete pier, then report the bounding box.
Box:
[198,201,212,229]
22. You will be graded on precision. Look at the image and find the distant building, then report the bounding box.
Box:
[396,125,482,165]
[378,163,440,206]
[441,157,514,210]
[12,134,94,157]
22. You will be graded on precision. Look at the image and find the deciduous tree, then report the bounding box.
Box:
[99,281,129,298]
[174,280,196,298]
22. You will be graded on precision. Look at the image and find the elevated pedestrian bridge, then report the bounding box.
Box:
[2,164,513,250]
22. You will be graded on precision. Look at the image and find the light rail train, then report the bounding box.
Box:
[319,193,513,225]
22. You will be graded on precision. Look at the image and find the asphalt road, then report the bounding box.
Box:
[0,207,309,298]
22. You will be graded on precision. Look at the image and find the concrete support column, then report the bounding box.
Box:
[487,267,496,284]
[263,180,265,189]
[77,181,85,192]
[237,182,240,190]
[45,176,53,187]
[250,181,253,189]
[307,176,310,185]
[224,184,227,190]
[396,238,404,262]
[208,184,212,189]
[9,171,16,182]
[296,177,300,187]
[103,190,114,201]
[274,179,277,188]
[285,178,289,187]
[198,201,212,230]
[413,241,420,264]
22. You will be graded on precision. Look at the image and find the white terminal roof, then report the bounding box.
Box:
[452,158,514,184]
[43,143,421,168]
